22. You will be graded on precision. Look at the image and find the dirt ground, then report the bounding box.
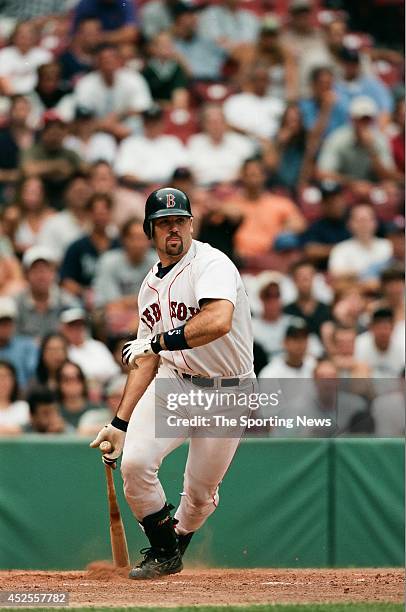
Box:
[0,567,403,608]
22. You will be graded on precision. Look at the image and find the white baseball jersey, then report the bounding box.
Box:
[137,240,254,377]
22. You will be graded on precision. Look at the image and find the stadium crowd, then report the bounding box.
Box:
[0,0,404,437]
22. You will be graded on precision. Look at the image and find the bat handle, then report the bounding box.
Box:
[100,441,113,454]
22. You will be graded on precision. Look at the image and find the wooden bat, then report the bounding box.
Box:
[99,441,130,567]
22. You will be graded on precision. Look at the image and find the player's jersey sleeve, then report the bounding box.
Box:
[192,250,238,307]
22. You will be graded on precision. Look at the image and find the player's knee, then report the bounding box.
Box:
[121,452,153,486]
[185,484,218,510]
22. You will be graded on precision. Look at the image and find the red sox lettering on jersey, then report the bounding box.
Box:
[137,240,253,378]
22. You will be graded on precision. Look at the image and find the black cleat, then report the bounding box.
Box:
[129,547,183,580]
[178,532,194,557]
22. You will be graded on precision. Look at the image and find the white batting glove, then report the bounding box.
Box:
[121,338,156,368]
[90,424,126,469]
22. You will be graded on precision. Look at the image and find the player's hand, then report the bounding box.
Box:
[121,338,155,367]
[90,424,126,469]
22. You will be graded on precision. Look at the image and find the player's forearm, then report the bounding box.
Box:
[116,356,159,421]
[183,302,233,347]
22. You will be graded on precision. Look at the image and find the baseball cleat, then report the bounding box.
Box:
[129,547,183,580]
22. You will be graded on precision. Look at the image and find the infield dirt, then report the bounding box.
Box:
[0,568,403,608]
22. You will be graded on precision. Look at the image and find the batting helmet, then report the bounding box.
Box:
[143,187,193,238]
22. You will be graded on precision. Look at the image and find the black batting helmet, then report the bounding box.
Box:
[143,187,193,238]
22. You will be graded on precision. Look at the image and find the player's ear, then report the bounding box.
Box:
[190,217,194,234]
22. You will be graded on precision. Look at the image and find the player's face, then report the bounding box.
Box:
[153,215,193,263]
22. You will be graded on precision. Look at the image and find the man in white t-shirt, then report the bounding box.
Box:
[328,203,392,280]
[187,104,255,186]
[354,308,405,378]
[90,187,254,580]
[0,22,51,95]
[74,44,152,139]
[259,318,315,379]
[115,105,187,185]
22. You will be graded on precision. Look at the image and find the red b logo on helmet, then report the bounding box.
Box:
[166,193,176,208]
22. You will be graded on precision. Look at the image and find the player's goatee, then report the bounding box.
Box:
[166,237,183,255]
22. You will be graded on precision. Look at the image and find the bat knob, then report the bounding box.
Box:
[100,441,113,454]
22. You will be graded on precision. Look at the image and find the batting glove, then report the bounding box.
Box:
[121,337,158,368]
[90,424,126,469]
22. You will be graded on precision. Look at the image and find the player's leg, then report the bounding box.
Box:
[120,378,187,579]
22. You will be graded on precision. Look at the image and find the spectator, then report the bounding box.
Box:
[187,104,255,186]
[301,180,351,269]
[24,387,72,433]
[59,18,101,88]
[64,106,117,164]
[223,64,285,140]
[390,98,405,177]
[336,47,393,126]
[60,193,120,301]
[172,2,226,81]
[34,333,69,391]
[225,157,306,259]
[354,308,405,378]
[0,21,52,95]
[0,297,39,389]
[60,308,120,389]
[88,160,145,228]
[279,0,326,97]
[55,359,102,428]
[273,103,308,193]
[72,0,138,45]
[74,43,152,140]
[371,372,405,436]
[29,62,71,123]
[13,176,55,255]
[299,66,349,140]
[141,31,189,107]
[259,318,316,379]
[115,105,187,185]
[108,334,131,375]
[317,96,399,194]
[284,259,331,338]
[141,0,177,40]
[0,360,29,435]
[0,95,34,203]
[37,174,91,261]
[92,218,155,333]
[251,16,296,102]
[14,246,78,339]
[379,267,405,333]
[330,325,371,378]
[21,112,83,208]
[0,247,25,298]
[328,203,393,280]
[78,374,126,435]
[331,286,368,333]
[252,272,295,359]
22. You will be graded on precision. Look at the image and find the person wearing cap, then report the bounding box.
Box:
[60,192,120,301]
[59,308,120,388]
[317,95,399,194]
[74,44,152,141]
[187,104,255,186]
[20,113,83,208]
[115,105,187,185]
[258,317,316,379]
[172,2,227,81]
[336,47,393,126]
[14,246,78,340]
[63,105,117,165]
[280,0,327,98]
[252,271,296,359]
[354,308,404,378]
[328,203,393,281]
[0,296,39,390]
[301,180,351,269]
[252,16,296,102]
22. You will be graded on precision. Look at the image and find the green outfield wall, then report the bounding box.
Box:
[0,437,403,570]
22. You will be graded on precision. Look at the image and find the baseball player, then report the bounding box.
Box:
[91,187,254,579]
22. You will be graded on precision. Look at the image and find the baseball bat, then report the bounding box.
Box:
[99,441,130,568]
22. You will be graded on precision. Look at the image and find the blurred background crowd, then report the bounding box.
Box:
[0,0,403,438]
